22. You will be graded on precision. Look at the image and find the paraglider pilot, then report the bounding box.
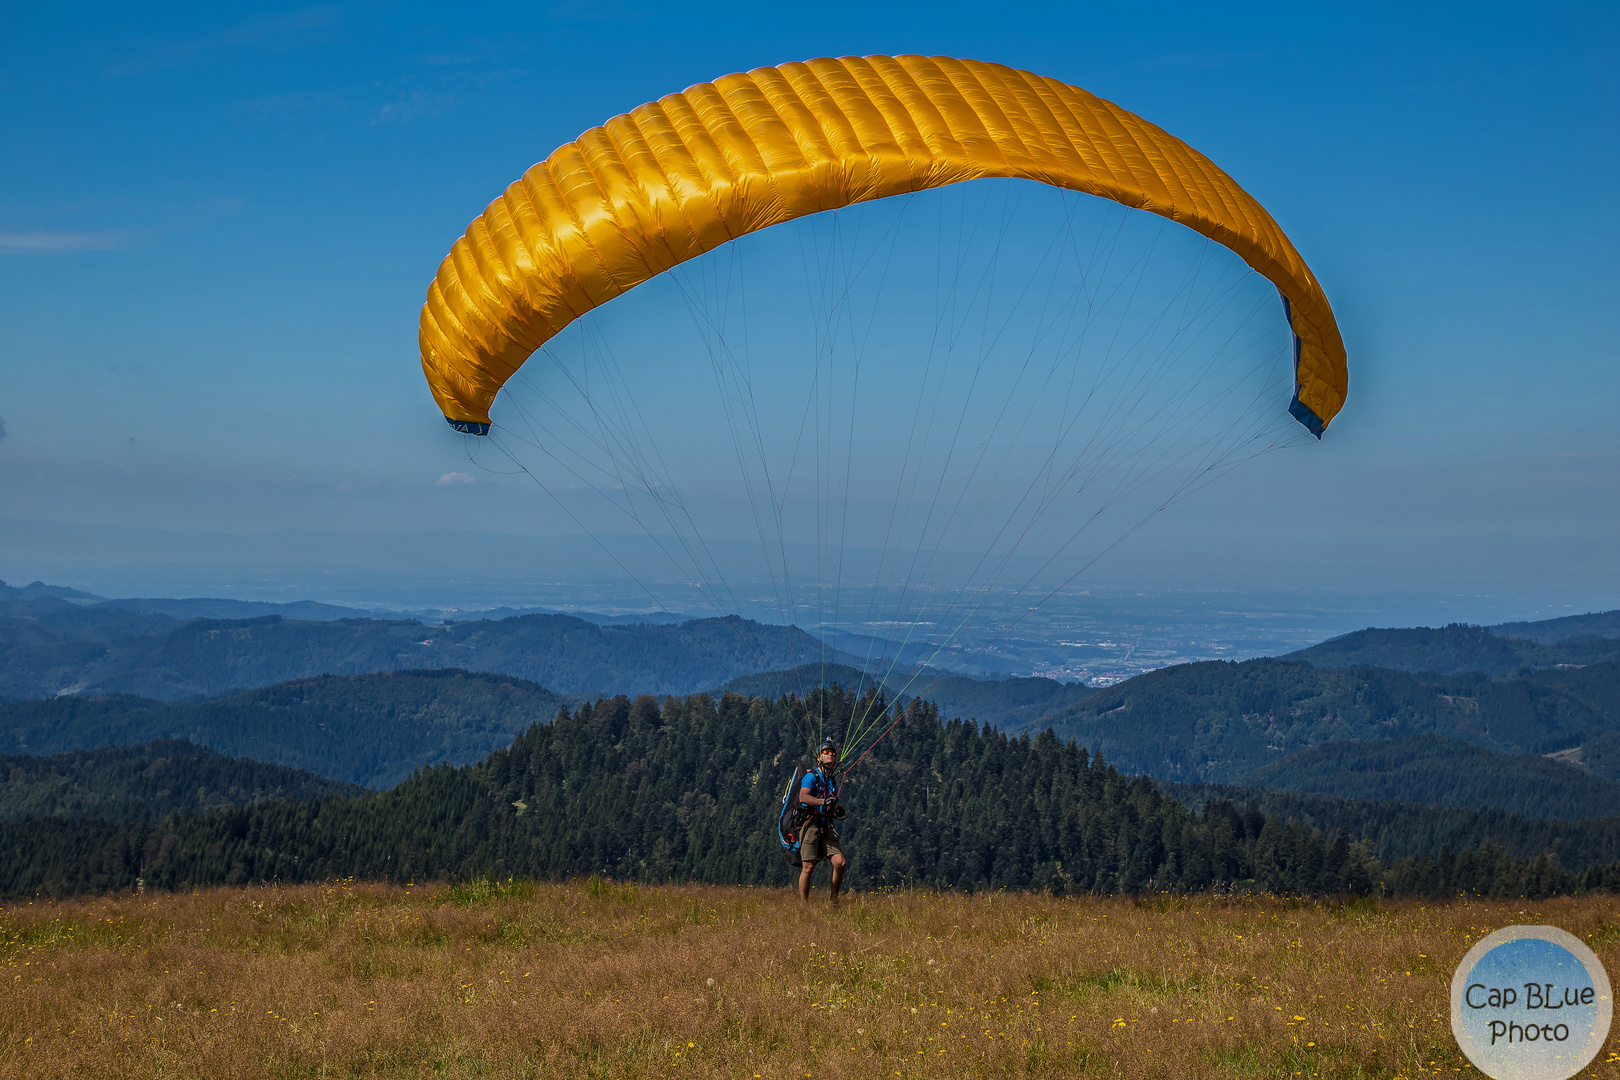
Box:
[798,738,847,902]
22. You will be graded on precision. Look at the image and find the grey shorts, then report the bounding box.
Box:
[800,822,842,864]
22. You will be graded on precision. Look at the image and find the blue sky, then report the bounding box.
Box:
[0,1,1615,621]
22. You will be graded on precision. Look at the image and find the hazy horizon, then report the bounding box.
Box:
[4,513,1614,687]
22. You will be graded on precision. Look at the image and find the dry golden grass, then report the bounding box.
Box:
[4,878,1620,1078]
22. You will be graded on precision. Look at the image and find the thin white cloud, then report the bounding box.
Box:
[0,231,126,254]
[372,91,455,125]
[436,472,476,487]
[239,88,340,120]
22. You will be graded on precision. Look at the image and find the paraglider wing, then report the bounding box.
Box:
[420,55,1347,438]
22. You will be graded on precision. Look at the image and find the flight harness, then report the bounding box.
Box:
[777,764,811,867]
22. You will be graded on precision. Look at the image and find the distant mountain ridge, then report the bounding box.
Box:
[0,577,688,631]
[0,578,382,624]
[0,608,864,703]
[1284,621,1620,676]
[1492,610,1620,645]
[0,581,99,601]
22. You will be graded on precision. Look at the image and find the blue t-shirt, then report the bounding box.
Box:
[799,768,839,823]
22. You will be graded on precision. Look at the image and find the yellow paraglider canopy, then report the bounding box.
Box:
[420,54,1347,437]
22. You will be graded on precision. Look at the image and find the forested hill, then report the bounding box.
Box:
[718,663,1093,732]
[1284,621,1620,676]
[0,611,859,703]
[0,581,180,644]
[1235,736,1620,820]
[1493,610,1620,645]
[1035,658,1620,784]
[0,740,363,823]
[5,687,1613,901]
[0,670,566,789]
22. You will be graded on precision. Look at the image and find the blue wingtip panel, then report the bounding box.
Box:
[1288,394,1326,439]
[446,418,491,436]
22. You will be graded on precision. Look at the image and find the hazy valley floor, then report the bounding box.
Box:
[6,881,1620,1078]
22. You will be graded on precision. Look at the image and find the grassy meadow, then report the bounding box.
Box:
[5,879,1620,1079]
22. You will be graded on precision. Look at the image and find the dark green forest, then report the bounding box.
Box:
[0,670,566,788]
[1578,731,1620,780]
[1169,779,1620,889]
[0,740,363,823]
[3,687,1615,902]
[1235,735,1620,819]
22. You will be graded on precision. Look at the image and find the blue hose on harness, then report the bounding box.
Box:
[777,765,809,867]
